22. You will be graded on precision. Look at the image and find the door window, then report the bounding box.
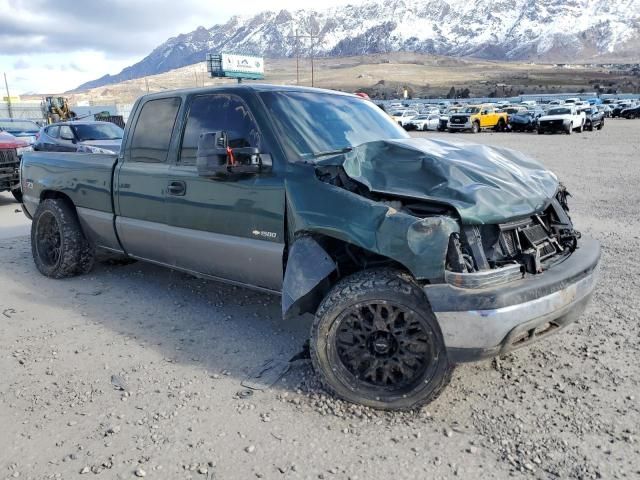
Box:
[47,126,60,138]
[59,125,74,141]
[129,97,181,163]
[179,94,262,166]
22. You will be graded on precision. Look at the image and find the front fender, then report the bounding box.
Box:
[282,236,336,319]
[285,172,460,282]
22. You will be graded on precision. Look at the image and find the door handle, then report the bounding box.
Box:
[167,180,186,196]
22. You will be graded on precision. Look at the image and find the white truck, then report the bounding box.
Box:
[537,106,586,135]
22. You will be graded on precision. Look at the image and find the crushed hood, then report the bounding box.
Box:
[318,138,559,225]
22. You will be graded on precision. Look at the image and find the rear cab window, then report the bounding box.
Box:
[129,97,182,163]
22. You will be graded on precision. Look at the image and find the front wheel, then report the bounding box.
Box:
[310,269,453,410]
[31,198,95,278]
[471,122,480,134]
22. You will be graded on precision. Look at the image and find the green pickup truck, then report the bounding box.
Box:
[20,85,600,410]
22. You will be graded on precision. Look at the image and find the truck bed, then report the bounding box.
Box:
[21,152,117,216]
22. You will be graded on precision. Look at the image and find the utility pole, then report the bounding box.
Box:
[287,29,318,87]
[3,73,13,119]
[295,29,300,85]
[310,30,315,87]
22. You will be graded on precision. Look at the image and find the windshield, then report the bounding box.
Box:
[259,92,408,160]
[72,123,124,141]
[0,120,39,132]
[414,115,429,120]
[461,107,480,114]
[547,108,571,115]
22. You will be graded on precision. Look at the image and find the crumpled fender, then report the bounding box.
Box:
[282,236,337,319]
[285,171,460,282]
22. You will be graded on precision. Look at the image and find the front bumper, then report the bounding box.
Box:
[448,121,472,131]
[423,237,600,363]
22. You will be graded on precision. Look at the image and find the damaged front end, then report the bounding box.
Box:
[445,185,581,289]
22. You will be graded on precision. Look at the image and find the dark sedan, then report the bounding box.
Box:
[34,121,124,154]
[621,105,640,119]
[0,118,40,145]
[580,107,605,131]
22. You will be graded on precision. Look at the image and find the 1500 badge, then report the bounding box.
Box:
[252,230,277,239]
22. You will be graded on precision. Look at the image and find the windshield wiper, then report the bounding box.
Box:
[310,146,353,158]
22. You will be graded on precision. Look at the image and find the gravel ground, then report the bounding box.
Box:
[1,120,639,480]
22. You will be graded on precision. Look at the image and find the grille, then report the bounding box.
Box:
[0,149,19,165]
[539,242,556,258]
[500,230,518,256]
[521,224,548,246]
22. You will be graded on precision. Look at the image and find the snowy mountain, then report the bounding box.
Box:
[75,0,640,91]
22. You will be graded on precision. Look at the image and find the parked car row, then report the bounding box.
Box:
[385,99,640,135]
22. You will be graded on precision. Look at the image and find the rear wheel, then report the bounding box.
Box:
[310,269,453,410]
[597,119,604,130]
[494,119,506,132]
[31,199,95,278]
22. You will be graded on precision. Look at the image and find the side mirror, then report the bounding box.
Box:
[196,131,271,178]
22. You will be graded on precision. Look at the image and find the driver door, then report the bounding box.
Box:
[165,93,285,291]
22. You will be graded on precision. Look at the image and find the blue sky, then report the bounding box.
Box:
[0,0,366,94]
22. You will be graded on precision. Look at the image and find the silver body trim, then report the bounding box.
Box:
[76,207,123,253]
[434,271,597,349]
[114,216,284,291]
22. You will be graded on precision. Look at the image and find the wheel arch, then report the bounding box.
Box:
[282,233,407,320]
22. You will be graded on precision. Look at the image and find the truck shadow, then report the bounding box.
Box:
[4,238,312,394]
[0,193,19,207]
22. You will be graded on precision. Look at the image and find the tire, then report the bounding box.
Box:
[310,268,453,410]
[31,198,95,278]
[576,123,583,133]
[597,120,604,130]
[566,124,572,135]
[494,119,506,132]
[586,121,593,131]
[11,188,23,203]
[471,121,480,134]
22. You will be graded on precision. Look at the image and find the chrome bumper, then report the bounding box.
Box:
[447,121,471,130]
[424,237,600,362]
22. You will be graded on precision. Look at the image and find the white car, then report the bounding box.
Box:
[392,110,419,127]
[408,114,440,131]
[537,106,586,134]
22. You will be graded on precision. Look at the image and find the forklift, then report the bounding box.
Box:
[41,96,77,124]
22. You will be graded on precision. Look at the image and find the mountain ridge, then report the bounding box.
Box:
[74,0,640,91]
